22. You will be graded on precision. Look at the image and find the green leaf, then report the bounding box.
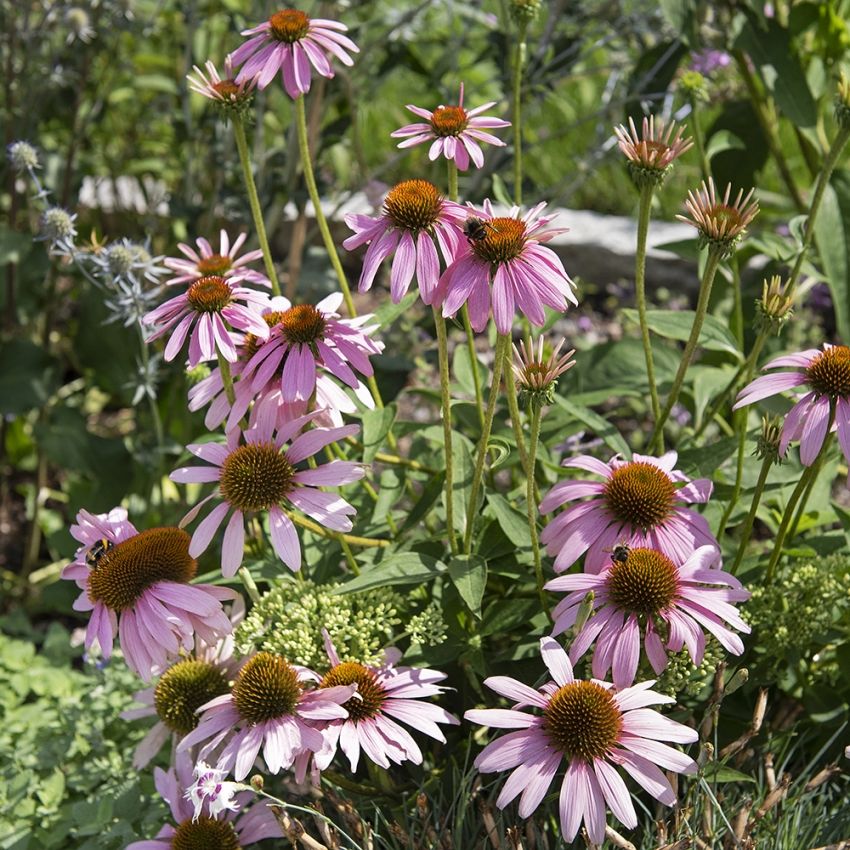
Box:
[374,291,417,327]
[554,396,631,458]
[399,471,446,535]
[445,432,473,538]
[0,227,32,265]
[447,554,487,617]
[705,129,746,162]
[734,15,817,127]
[0,340,61,414]
[485,435,512,469]
[334,552,446,593]
[621,309,742,359]
[813,169,850,344]
[486,493,531,548]
[701,764,756,783]
[452,343,487,398]
[361,403,396,465]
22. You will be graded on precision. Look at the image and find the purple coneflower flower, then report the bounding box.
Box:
[229,8,359,100]
[143,274,271,368]
[546,545,750,688]
[539,451,718,573]
[465,637,698,845]
[343,179,466,304]
[187,58,257,107]
[238,293,383,404]
[391,83,510,171]
[170,412,364,576]
[126,753,281,849]
[435,200,578,334]
[613,116,692,184]
[677,178,758,255]
[61,508,236,681]
[733,344,850,466]
[178,651,355,781]
[164,230,266,287]
[308,630,459,772]
[121,599,244,769]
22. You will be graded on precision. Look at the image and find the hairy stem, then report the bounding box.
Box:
[730,453,773,575]
[434,309,459,554]
[527,402,549,615]
[512,23,528,205]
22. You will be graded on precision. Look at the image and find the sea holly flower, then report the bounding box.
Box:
[545,545,750,688]
[178,651,355,781]
[539,451,718,573]
[121,599,245,769]
[187,58,257,112]
[308,630,459,772]
[435,200,578,334]
[613,115,692,188]
[170,413,364,576]
[61,508,236,681]
[126,753,281,849]
[238,293,383,404]
[229,9,359,100]
[465,637,698,845]
[164,230,267,287]
[391,83,510,171]
[143,274,271,368]
[343,179,466,304]
[677,178,758,256]
[734,344,850,467]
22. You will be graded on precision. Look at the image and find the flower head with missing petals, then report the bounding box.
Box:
[188,58,256,114]
[464,637,698,845]
[391,83,510,171]
[734,343,850,469]
[435,200,578,334]
[539,451,718,573]
[546,544,750,688]
[613,116,692,189]
[513,337,576,406]
[171,412,364,576]
[677,178,758,257]
[343,180,467,304]
[228,9,359,100]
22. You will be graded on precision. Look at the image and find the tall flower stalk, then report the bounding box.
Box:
[434,309,459,554]
[511,23,527,205]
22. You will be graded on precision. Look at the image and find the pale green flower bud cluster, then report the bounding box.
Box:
[408,602,448,647]
[509,0,541,27]
[678,70,710,103]
[745,556,849,681]
[654,637,724,698]
[7,140,40,173]
[235,578,406,669]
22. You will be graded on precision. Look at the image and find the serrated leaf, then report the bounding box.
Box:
[361,403,396,464]
[448,554,487,617]
[621,308,742,359]
[334,552,446,593]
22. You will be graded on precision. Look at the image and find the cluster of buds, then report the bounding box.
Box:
[754,275,794,335]
[754,415,784,465]
[509,0,542,27]
[678,69,710,103]
[512,336,576,407]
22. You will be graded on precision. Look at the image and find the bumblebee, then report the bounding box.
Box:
[462,216,494,245]
[608,543,631,564]
[86,538,114,568]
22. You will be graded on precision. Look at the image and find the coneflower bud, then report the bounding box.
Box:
[678,70,710,103]
[835,72,850,130]
[613,116,693,190]
[677,178,758,257]
[509,0,542,27]
[755,415,783,464]
[754,275,794,334]
[513,337,576,407]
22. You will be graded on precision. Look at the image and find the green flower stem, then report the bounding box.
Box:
[765,413,835,584]
[789,432,834,540]
[232,114,281,297]
[464,332,510,554]
[688,94,711,183]
[294,95,355,316]
[634,184,662,443]
[238,566,262,605]
[716,408,746,541]
[512,22,528,205]
[730,452,774,575]
[503,340,530,479]
[434,309,459,554]
[527,402,549,616]
[730,255,743,349]
[137,322,164,509]
[287,509,390,548]
[216,351,236,405]
[447,159,459,203]
[651,248,722,452]
[307,453,360,573]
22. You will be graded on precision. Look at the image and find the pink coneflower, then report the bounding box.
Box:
[178,651,355,781]
[187,58,257,108]
[539,451,718,573]
[308,630,459,772]
[126,753,281,849]
[343,179,466,304]
[678,178,758,255]
[170,413,364,576]
[391,83,510,171]
[229,9,359,100]
[465,637,698,845]
[513,336,576,405]
[143,274,271,368]
[734,343,850,466]
[121,599,244,769]
[613,116,692,185]
[435,200,578,334]
[163,230,267,287]
[61,508,236,681]
[238,293,383,403]
[545,545,750,688]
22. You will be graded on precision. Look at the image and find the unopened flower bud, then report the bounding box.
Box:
[723,667,748,695]
[679,70,710,103]
[755,416,783,464]
[513,337,576,408]
[697,741,714,769]
[573,590,595,633]
[7,140,39,173]
[250,774,264,791]
[754,275,793,334]
[835,73,850,130]
[509,0,542,27]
